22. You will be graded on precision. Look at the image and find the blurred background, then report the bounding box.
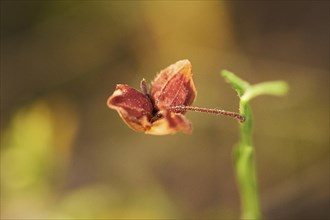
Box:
[1,1,329,219]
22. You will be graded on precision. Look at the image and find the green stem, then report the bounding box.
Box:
[221,70,288,220]
[239,101,253,146]
[235,102,262,219]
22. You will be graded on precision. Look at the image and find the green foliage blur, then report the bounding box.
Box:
[1,1,329,219]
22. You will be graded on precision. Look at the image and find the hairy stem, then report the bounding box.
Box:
[168,105,245,123]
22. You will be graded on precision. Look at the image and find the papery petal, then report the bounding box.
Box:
[107,84,153,132]
[146,111,192,135]
[151,59,197,110]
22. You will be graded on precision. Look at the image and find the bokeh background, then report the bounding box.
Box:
[1,1,329,219]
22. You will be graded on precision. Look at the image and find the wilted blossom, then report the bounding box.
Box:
[107,60,197,135]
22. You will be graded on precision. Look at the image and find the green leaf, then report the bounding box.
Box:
[221,70,250,97]
[241,81,289,103]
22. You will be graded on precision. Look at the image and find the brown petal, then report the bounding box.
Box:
[146,110,192,135]
[107,84,153,132]
[151,59,197,111]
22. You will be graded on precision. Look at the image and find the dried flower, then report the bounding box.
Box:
[107,59,197,135]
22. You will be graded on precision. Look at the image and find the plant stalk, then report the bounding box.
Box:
[234,102,262,219]
[222,69,288,220]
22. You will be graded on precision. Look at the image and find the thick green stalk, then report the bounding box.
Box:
[234,102,261,219]
[221,70,288,220]
[239,101,253,146]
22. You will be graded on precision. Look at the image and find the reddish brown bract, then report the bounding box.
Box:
[107,59,197,135]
